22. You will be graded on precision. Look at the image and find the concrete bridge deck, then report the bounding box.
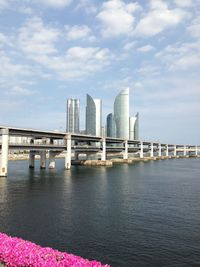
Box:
[0,125,199,176]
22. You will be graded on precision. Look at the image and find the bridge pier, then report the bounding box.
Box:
[49,151,56,169]
[74,152,79,160]
[174,145,177,156]
[166,144,169,157]
[40,151,46,169]
[123,140,128,160]
[195,146,198,156]
[158,143,161,157]
[101,138,106,161]
[0,129,9,177]
[150,142,154,157]
[29,151,35,169]
[140,141,143,158]
[65,134,71,169]
[184,145,187,156]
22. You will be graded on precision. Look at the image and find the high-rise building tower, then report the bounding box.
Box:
[129,116,136,140]
[129,112,139,140]
[86,94,102,136]
[114,88,129,139]
[106,113,116,137]
[66,98,80,133]
[134,112,139,140]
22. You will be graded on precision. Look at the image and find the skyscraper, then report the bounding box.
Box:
[106,113,116,137]
[129,116,136,140]
[129,113,139,140]
[134,112,139,140]
[66,98,80,133]
[114,88,129,139]
[86,94,102,136]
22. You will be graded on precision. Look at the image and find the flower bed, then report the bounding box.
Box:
[0,233,110,267]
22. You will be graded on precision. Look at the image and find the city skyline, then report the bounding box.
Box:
[0,1,199,144]
[66,88,139,139]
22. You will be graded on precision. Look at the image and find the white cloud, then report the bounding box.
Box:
[18,17,61,57]
[187,17,200,40]
[18,6,34,15]
[97,0,141,38]
[9,86,36,96]
[136,64,160,76]
[0,50,34,98]
[75,0,97,14]
[156,41,200,70]
[134,0,189,37]
[123,41,136,51]
[0,51,31,77]
[60,46,112,79]
[37,0,71,8]
[133,81,143,89]
[66,25,95,41]
[174,0,193,7]
[170,53,200,70]
[0,33,8,47]
[16,16,112,80]
[137,45,154,53]
[27,46,112,80]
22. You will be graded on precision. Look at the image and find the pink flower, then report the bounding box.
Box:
[0,232,110,267]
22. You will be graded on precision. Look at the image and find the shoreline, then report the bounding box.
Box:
[8,154,200,162]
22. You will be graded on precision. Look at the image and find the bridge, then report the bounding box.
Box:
[0,126,199,177]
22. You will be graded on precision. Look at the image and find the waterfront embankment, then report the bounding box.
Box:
[8,154,200,165]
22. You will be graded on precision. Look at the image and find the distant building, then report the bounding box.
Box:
[106,113,116,138]
[114,88,129,139]
[129,113,139,140]
[129,116,136,140]
[134,112,139,140]
[66,98,80,133]
[86,94,102,136]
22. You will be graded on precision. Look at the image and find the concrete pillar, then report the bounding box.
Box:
[158,143,161,157]
[74,152,79,160]
[140,141,143,158]
[101,138,106,161]
[29,151,35,169]
[166,144,169,157]
[195,146,198,156]
[49,151,56,169]
[184,145,187,156]
[65,134,71,169]
[174,145,177,156]
[150,142,154,158]
[40,151,46,169]
[50,138,54,145]
[0,128,9,177]
[123,140,128,160]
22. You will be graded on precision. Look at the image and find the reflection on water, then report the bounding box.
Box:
[0,158,200,267]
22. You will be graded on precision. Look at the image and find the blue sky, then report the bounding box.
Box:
[0,0,199,144]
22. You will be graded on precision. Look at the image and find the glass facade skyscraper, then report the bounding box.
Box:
[106,113,116,137]
[129,116,137,140]
[114,88,129,139]
[129,113,139,140]
[86,94,102,136]
[66,98,80,133]
[134,112,139,140]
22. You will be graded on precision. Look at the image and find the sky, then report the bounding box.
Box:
[0,0,199,144]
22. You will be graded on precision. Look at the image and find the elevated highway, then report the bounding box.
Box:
[0,125,199,177]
